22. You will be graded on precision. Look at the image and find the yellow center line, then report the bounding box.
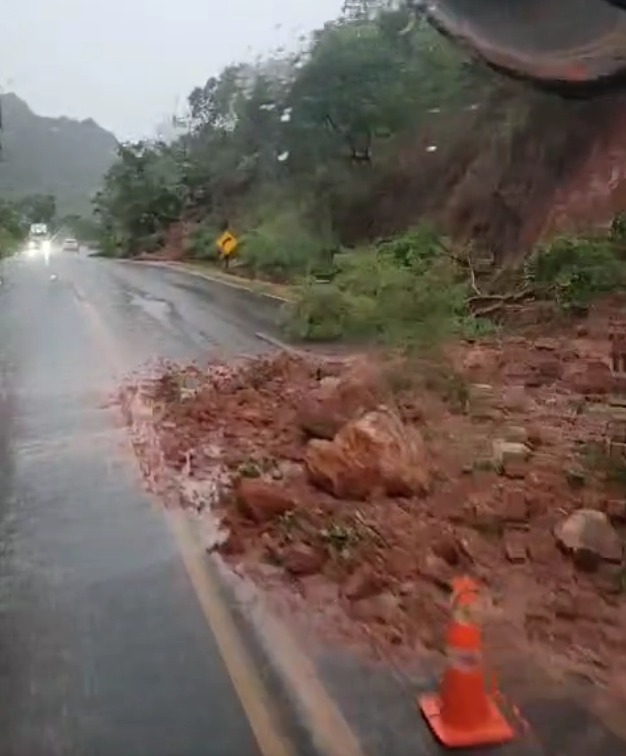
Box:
[74,283,366,756]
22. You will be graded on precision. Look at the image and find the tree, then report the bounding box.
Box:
[94,4,499,259]
[19,193,57,225]
[93,142,187,255]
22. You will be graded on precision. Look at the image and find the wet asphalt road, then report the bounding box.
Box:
[0,252,624,756]
[0,252,276,756]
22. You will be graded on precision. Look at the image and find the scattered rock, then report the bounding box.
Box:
[552,592,577,620]
[502,490,528,523]
[351,591,400,624]
[528,533,557,565]
[525,602,552,624]
[503,426,529,445]
[503,531,528,563]
[501,385,530,413]
[463,348,501,374]
[219,529,244,556]
[565,468,586,489]
[418,554,453,590]
[604,499,626,524]
[526,425,544,448]
[297,371,382,440]
[467,383,497,418]
[319,376,341,392]
[565,360,614,395]
[535,357,563,382]
[281,543,326,576]
[535,337,560,351]
[432,535,461,566]
[235,478,296,523]
[297,396,345,440]
[305,407,430,499]
[343,565,384,601]
[554,509,623,567]
[502,460,528,479]
[493,440,530,468]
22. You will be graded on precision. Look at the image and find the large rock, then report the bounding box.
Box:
[492,440,530,468]
[296,371,382,440]
[350,591,400,624]
[554,509,623,567]
[343,564,384,601]
[281,543,326,576]
[564,360,614,395]
[305,407,430,499]
[235,478,296,523]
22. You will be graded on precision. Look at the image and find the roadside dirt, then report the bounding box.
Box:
[120,302,626,719]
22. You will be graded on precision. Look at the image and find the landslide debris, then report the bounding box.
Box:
[121,311,626,698]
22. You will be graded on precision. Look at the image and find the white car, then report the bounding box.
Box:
[63,238,79,252]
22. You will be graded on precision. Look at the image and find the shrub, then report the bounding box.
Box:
[528,234,626,310]
[239,210,331,281]
[188,224,220,261]
[376,222,445,272]
[286,283,349,341]
[286,229,489,346]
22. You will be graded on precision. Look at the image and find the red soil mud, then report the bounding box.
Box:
[120,309,626,714]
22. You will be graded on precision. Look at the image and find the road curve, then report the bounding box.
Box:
[0,252,623,756]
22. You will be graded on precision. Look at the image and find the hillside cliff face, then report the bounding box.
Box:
[337,88,626,263]
[0,93,118,215]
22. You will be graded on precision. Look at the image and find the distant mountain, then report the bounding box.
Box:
[0,93,118,216]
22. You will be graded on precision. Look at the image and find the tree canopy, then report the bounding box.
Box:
[94,4,499,260]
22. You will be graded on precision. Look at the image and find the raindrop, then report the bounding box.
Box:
[425,144,437,153]
[277,151,290,162]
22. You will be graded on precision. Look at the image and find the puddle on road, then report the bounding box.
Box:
[129,294,173,326]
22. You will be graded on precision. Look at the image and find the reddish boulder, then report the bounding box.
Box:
[281,543,326,576]
[297,371,383,440]
[534,337,560,352]
[605,499,626,524]
[305,408,430,500]
[564,360,614,395]
[503,531,528,563]
[525,357,562,387]
[432,535,461,566]
[219,530,245,556]
[350,591,400,624]
[235,478,296,523]
[297,395,346,440]
[343,565,384,601]
[554,509,623,567]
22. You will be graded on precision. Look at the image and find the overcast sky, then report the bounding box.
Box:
[4,0,344,139]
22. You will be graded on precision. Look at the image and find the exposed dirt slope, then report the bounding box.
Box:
[339,91,626,266]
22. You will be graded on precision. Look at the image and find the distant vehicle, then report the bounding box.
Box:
[26,223,51,258]
[63,238,79,252]
[30,223,48,237]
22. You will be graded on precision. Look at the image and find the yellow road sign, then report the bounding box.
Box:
[217,230,239,257]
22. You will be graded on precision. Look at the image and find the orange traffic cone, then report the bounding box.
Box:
[419,576,515,748]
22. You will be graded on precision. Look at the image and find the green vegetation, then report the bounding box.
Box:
[528,229,626,311]
[90,1,626,348]
[286,225,493,346]
[93,2,499,260]
[0,199,25,257]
